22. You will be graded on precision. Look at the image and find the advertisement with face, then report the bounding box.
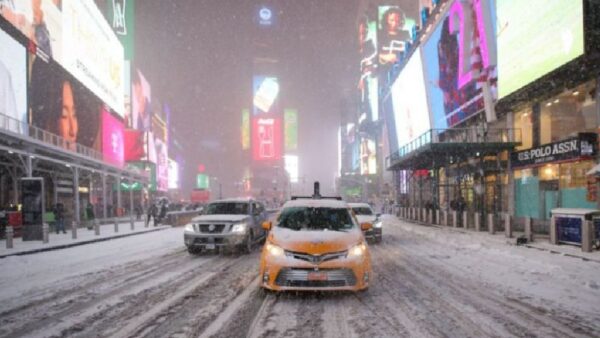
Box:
[102,109,124,168]
[378,4,418,71]
[358,14,378,121]
[391,51,430,149]
[29,53,101,151]
[422,0,497,129]
[253,76,280,116]
[252,116,282,162]
[168,158,179,190]
[0,28,27,134]
[128,68,151,131]
[497,0,583,99]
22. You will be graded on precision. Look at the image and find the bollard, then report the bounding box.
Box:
[550,216,558,244]
[5,225,13,249]
[420,208,425,222]
[443,210,448,226]
[524,217,533,242]
[452,211,457,228]
[130,213,135,230]
[582,220,593,253]
[488,213,495,234]
[43,223,49,243]
[505,213,512,238]
[463,211,468,229]
[427,209,433,224]
[94,219,100,236]
[474,212,481,232]
[114,217,119,233]
[71,220,78,239]
[436,210,440,225]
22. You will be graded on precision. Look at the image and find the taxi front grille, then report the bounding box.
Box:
[275,268,357,288]
[285,250,347,264]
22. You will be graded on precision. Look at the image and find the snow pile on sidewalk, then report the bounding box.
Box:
[385,216,600,318]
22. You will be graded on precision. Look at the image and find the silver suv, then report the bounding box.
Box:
[183,198,268,254]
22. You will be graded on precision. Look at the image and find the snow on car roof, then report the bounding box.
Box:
[283,198,349,209]
[348,202,372,208]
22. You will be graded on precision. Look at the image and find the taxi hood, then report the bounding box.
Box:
[269,226,363,254]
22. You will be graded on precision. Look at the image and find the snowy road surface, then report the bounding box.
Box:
[0,217,599,338]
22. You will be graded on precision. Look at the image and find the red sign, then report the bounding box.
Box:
[102,110,125,168]
[198,164,206,173]
[191,189,210,203]
[252,117,282,161]
[124,130,144,161]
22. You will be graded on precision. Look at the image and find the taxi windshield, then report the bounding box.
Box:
[277,207,356,231]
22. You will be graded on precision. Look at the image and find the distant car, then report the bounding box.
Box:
[183,198,268,254]
[260,194,372,292]
[349,203,382,243]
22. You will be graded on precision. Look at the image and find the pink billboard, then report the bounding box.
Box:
[102,110,125,168]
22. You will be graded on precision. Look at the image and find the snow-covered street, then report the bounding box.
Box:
[1,217,599,338]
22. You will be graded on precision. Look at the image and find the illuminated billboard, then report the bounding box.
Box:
[497,0,584,99]
[29,52,102,152]
[0,28,27,135]
[241,108,250,150]
[253,76,280,115]
[358,14,378,121]
[284,155,299,183]
[127,68,152,130]
[421,0,497,129]
[377,4,418,69]
[360,138,377,175]
[252,117,282,161]
[196,174,209,190]
[391,51,430,149]
[102,109,125,168]
[168,159,179,189]
[284,109,298,151]
[155,138,168,192]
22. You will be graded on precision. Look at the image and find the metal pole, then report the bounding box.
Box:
[6,226,13,248]
[102,173,107,220]
[117,176,122,214]
[73,167,80,227]
[129,180,134,230]
[71,220,77,239]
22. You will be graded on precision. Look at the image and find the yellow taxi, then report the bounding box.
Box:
[259,191,372,291]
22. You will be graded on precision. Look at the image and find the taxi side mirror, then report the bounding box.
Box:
[360,222,372,231]
[262,221,272,231]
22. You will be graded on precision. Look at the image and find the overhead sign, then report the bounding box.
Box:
[284,109,298,151]
[511,134,597,169]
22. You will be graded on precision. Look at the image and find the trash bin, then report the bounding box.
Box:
[550,208,600,248]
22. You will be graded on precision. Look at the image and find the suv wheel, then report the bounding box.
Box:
[187,246,201,255]
[243,231,253,254]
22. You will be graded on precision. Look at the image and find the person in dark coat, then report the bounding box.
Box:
[54,203,66,234]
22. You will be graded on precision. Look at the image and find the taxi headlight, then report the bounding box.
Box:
[265,242,284,256]
[349,242,367,257]
[184,223,195,232]
[231,223,248,233]
[374,220,382,228]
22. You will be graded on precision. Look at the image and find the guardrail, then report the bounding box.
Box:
[386,127,522,168]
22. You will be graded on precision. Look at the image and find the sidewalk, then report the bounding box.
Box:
[390,215,600,264]
[0,221,171,259]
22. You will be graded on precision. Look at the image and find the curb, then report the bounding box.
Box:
[0,226,171,259]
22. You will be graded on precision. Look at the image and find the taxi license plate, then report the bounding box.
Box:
[307,271,327,281]
[205,244,216,250]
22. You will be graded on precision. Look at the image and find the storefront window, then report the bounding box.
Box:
[513,108,533,150]
[540,81,597,144]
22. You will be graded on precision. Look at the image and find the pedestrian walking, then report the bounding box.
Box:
[54,203,66,234]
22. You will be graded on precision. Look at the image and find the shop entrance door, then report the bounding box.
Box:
[542,190,559,220]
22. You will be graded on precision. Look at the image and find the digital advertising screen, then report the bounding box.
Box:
[284,154,299,183]
[252,117,282,161]
[155,138,168,192]
[28,52,102,151]
[497,0,584,99]
[360,138,377,175]
[196,174,209,190]
[377,4,418,69]
[253,76,280,115]
[284,109,298,151]
[391,51,430,150]
[102,109,125,168]
[241,109,250,150]
[422,0,497,129]
[0,28,27,135]
[124,129,144,161]
[358,13,378,121]
[168,158,179,190]
[128,68,152,131]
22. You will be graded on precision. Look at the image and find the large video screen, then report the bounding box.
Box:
[29,52,101,151]
[102,109,124,168]
[0,28,27,135]
[284,108,298,151]
[168,159,179,190]
[155,138,168,192]
[497,0,584,99]
[127,68,152,131]
[253,76,280,115]
[360,138,377,175]
[358,13,378,121]
[1,0,125,116]
[422,0,497,129]
[252,117,282,161]
[391,51,430,149]
[377,4,418,71]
